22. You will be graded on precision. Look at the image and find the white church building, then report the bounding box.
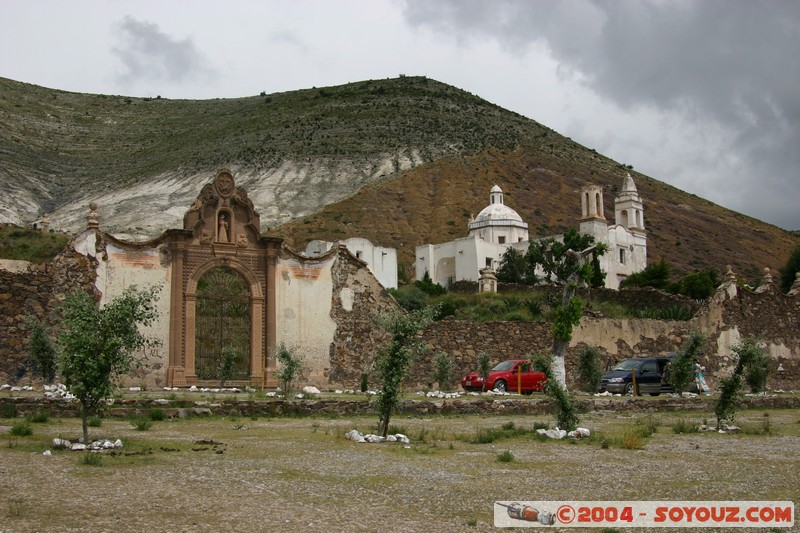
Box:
[415,174,647,290]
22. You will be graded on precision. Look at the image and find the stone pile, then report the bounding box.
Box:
[345,429,410,444]
[535,427,591,440]
[51,437,123,451]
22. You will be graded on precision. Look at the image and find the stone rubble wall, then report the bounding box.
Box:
[327,248,397,387]
[3,394,799,420]
[0,250,97,382]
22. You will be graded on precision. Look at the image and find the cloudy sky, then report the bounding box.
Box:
[2,0,798,230]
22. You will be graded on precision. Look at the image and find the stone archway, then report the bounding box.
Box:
[184,258,264,385]
[194,267,251,381]
[165,170,280,388]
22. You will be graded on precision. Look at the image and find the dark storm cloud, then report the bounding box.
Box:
[401,0,800,230]
[112,16,215,85]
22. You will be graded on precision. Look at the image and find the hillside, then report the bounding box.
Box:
[0,75,797,281]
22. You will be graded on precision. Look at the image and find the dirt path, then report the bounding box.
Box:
[1,409,798,532]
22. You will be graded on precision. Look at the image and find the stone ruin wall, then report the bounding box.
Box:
[1,250,798,391]
[328,249,395,387]
[0,250,97,382]
[416,278,800,391]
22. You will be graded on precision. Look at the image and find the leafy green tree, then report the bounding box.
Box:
[675,269,719,299]
[276,343,304,398]
[619,258,671,290]
[715,337,765,428]
[375,306,438,436]
[414,271,447,296]
[744,345,770,393]
[531,353,579,431]
[779,245,800,293]
[497,247,535,285]
[433,352,454,391]
[576,346,603,393]
[477,352,492,392]
[526,228,606,386]
[669,331,706,395]
[387,286,428,311]
[58,286,160,444]
[27,317,57,384]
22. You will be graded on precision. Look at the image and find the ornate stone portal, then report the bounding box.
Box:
[166,170,281,387]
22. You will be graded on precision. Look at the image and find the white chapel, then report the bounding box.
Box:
[415,174,647,290]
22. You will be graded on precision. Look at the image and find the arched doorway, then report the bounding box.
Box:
[194,267,251,382]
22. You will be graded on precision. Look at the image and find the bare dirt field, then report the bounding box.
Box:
[1,406,798,532]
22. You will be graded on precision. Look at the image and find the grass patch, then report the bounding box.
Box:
[10,422,33,436]
[79,452,103,467]
[26,411,50,423]
[87,415,102,427]
[148,408,166,421]
[468,424,529,444]
[130,416,153,431]
[496,450,515,462]
[672,419,699,434]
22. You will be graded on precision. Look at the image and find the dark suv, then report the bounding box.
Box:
[597,357,673,396]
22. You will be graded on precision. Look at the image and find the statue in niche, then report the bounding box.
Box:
[218,214,229,242]
[236,233,248,247]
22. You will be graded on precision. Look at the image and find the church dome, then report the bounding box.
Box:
[472,185,524,224]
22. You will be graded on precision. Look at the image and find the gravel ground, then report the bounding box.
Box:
[1,408,798,532]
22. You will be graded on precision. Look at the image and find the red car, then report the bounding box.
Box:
[461,359,547,394]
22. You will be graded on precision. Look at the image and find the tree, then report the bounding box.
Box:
[531,353,579,431]
[779,245,800,293]
[477,352,492,392]
[218,346,242,387]
[433,351,454,391]
[58,286,160,444]
[414,271,447,296]
[375,306,437,436]
[675,269,720,300]
[714,337,765,429]
[276,343,304,398]
[526,228,606,386]
[576,346,603,393]
[668,331,706,395]
[27,317,57,384]
[497,248,535,285]
[619,259,671,290]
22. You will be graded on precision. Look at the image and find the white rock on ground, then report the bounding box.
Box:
[52,438,71,449]
[302,386,321,395]
[43,450,52,456]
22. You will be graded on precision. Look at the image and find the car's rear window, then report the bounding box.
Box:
[611,359,642,371]
[492,361,516,371]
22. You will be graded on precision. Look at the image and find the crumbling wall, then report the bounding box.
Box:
[0,250,97,382]
[328,247,397,388]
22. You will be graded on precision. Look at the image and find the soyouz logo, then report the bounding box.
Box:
[494,501,795,528]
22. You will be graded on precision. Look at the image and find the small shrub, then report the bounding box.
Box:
[359,372,369,393]
[433,352,454,391]
[620,428,644,450]
[10,422,33,436]
[745,349,770,393]
[148,408,165,421]
[532,421,549,431]
[87,415,102,427]
[576,346,603,393]
[471,428,496,444]
[130,416,153,431]
[500,421,515,431]
[635,416,659,438]
[671,419,699,434]
[276,343,304,399]
[26,411,50,423]
[79,453,103,466]
[496,450,515,462]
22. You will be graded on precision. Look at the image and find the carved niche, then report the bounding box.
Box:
[183,169,261,249]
